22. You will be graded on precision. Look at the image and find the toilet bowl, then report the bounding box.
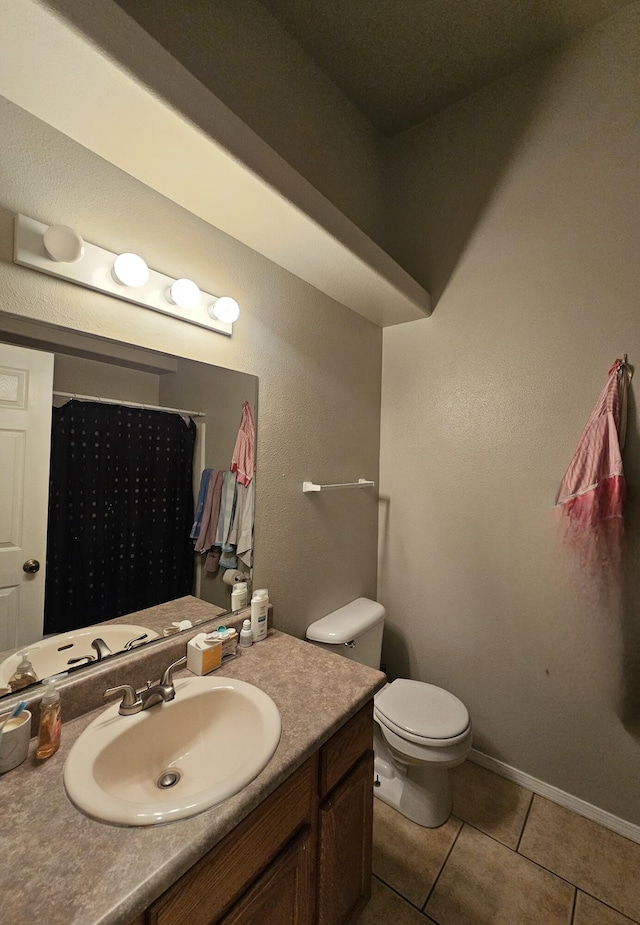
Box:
[306,598,472,828]
[373,678,472,827]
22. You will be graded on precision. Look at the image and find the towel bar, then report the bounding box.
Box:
[302,479,375,492]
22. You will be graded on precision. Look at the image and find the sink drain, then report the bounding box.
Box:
[157,769,181,789]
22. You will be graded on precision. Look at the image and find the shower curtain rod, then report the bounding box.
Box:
[52,391,205,417]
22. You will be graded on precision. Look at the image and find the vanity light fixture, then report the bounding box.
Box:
[209,296,240,324]
[112,252,149,288]
[167,278,201,309]
[42,224,85,263]
[13,213,238,336]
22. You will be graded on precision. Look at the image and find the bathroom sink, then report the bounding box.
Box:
[0,624,159,686]
[63,676,282,826]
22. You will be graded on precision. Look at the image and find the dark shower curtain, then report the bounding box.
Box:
[44,401,196,634]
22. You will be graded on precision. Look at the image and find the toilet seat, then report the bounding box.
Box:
[375,679,470,747]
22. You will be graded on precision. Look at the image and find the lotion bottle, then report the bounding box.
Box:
[250,589,269,642]
[231,581,248,611]
[36,677,62,760]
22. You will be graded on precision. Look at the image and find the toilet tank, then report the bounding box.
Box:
[306,598,385,669]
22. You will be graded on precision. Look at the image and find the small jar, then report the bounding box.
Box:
[239,619,253,648]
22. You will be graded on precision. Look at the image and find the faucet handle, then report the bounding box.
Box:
[104,684,138,708]
[123,632,149,651]
[67,655,95,666]
[160,656,187,686]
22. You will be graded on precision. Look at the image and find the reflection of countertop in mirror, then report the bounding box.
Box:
[97,594,228,637]
[1,626,385,925]
[0,596,228,696]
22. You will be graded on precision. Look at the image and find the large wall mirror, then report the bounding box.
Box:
[0,314,258,698]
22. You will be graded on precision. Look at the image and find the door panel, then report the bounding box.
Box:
[0,344,53,650]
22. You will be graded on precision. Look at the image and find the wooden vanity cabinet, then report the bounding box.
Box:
[317,704,374,925]
[140,702,374,925]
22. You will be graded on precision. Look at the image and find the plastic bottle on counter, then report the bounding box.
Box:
[239,619,253,648]
[8,650,39,692]
[36,677,62,760]
[250,589,269,642]
[231,581,248,611]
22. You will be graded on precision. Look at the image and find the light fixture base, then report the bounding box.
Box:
[13,214,233,336]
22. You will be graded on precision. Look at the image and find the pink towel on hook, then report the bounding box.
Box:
[556,359,629,529]
[556,358,632,580]
[231,401,255,487]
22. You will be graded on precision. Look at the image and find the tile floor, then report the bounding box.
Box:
[357,760,640,925]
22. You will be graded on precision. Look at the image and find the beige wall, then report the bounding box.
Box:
[380,4,640,824]
[52,354,161,405]
[0,96,382,639]
[160,360,257,475]
[112,0,387,248]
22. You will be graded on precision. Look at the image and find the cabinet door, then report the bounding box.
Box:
[317,752,373,925]
[147,758,315,925]
[220,827,313,925]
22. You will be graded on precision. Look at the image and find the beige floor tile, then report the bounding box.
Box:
[574,891,640,925]
[451,760,533,848]
[518,796,640,922]
[356,877,437,925]
[372,798,462,908]
[425,824,574,925]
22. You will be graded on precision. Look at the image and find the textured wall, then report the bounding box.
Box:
[112,0,387,249]
[380,4,640,825]
[0,97,382,639]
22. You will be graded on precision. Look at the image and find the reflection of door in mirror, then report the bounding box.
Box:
[0,327,258,658]
[0,343,54,650]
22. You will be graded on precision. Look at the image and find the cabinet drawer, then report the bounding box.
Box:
[147,756,316,925]
[319,703,373,798]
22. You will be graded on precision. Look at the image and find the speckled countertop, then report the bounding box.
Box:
[1,627,385,925]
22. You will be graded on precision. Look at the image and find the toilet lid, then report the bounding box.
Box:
[375,679,469,740]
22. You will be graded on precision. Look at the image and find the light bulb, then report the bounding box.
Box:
[166,278,201,309]
[209,296,240,324]
[112,253,149,288]
[43,224,85,263]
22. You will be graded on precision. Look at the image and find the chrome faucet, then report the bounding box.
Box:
[91,637,113,660]
[68,634,147,668]
[67,636,114,667]
[104,656,187,716]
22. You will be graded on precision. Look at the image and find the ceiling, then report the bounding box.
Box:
[0,0,430,326]
[258,0,633,135]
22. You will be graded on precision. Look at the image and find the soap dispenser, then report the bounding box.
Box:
[36,677,62,760]
[8,650,39,692]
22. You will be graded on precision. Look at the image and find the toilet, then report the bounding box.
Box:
[306,598,472,828]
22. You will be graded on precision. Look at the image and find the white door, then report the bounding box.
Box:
[0,342,53,650]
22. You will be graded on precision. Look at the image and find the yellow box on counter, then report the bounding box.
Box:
[186,627,238,675]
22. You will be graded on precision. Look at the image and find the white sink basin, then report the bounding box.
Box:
[63,676,282,826]
[0,624,159,686]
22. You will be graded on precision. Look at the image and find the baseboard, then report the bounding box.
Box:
[469,748,640,846]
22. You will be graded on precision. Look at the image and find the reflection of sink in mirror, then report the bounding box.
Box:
[63,676,282,826]
[0,624,159,687]
[0,318,258,702]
